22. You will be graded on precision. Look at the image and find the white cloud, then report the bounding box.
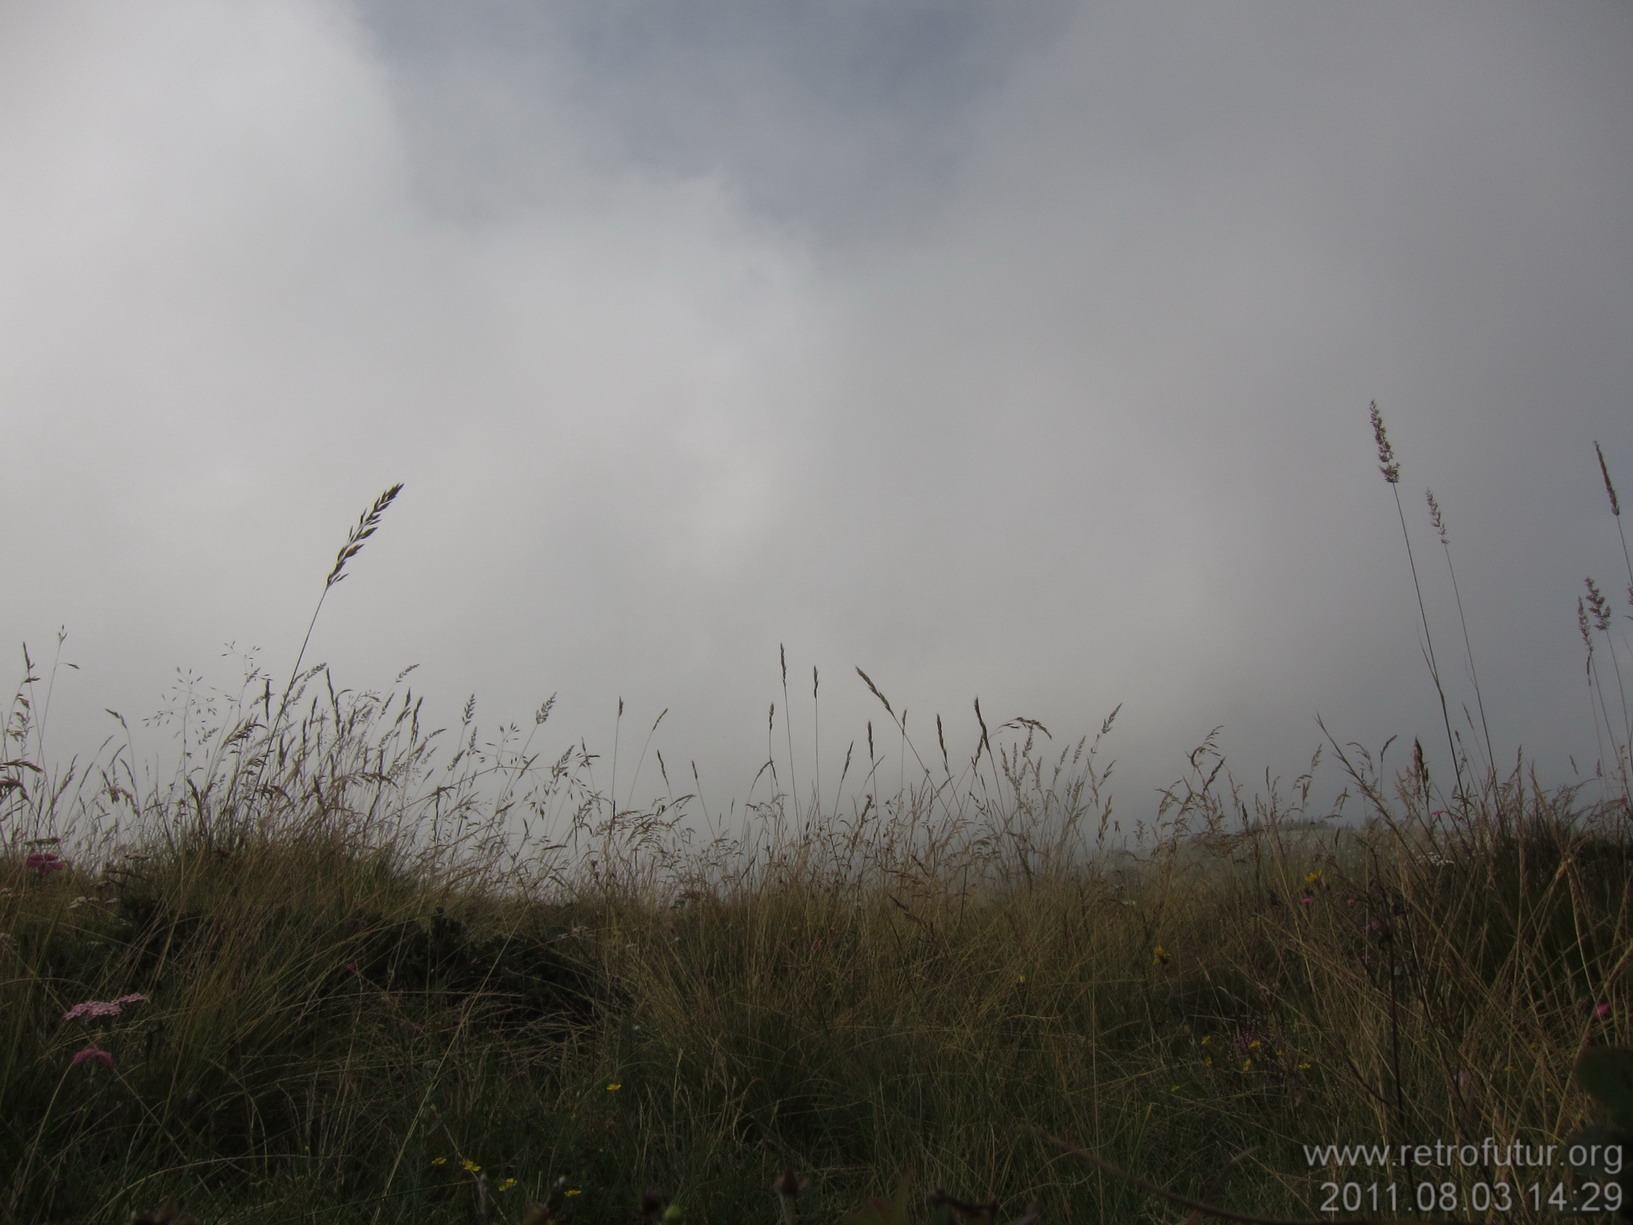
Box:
[4,1,1632,888]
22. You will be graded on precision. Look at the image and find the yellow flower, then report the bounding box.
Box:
[498,1178,517,1192]
[607,1083,622,1092]
[1305,870,1323,886]
[1241,1058,1253,1071]
[431,1157,447,1167]
[567,1189,582,1198]
[1152,945,1169,966]
[463,1160,482,1173]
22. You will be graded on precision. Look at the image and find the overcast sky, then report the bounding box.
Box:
[4,1,1632,881]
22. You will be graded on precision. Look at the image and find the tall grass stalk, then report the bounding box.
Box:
[1590,442,1633,770]
[238,483,405,842]
[1369,403,1467,813]
[1425,489,1497,792]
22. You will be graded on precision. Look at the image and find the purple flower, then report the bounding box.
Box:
[1593,1003,1612,1020]
[26,852,67,874]
[70,1046,115,1071]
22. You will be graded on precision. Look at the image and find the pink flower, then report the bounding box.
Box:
[63,993,148,1022]
[1593,1003,1612,1020]
[25,852,66,874]
[70,1046,115,1071]
[63,1001,120,1021]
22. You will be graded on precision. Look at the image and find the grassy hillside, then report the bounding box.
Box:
[2,413,1629,1224]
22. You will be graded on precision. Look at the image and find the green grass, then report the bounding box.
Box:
[2,409,1630,1225]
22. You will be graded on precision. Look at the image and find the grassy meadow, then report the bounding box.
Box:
[3,408,1631,1225]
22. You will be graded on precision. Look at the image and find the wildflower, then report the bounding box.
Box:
[1304,870,1323,886]
[497,1178,517,1192]
[431,1157,447,1167]
[606,1083,622,1092]
[1152,945,1169,966]
[1241,1058,1254,1071]
[63,993,148,1022]
[1299,895,1314,906]
[71,1046,115,1070]
[1298,1062,1312,1071]
[566,1190,582,1198]
[64,1001,121,1021]
[26,852,66,874]
[1593,1003,1612,1020]
[462,1160,481,1173]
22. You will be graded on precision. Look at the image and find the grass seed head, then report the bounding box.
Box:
[1369,401,1400,485]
